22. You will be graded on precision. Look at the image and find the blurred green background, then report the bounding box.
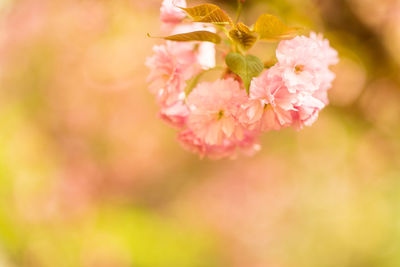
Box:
[0,0,400,266]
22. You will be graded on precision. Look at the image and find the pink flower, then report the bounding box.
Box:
[146,23,218,129]
[275,33,338,93]
[160,0,186,25]
[241,67,296,131]
[146,41,200,106]
[186,78,248,145]
[276,38,319,93]
[147,9,339,158]
[237,32,338,132]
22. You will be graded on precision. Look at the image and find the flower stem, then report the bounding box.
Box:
[235,1,243,24]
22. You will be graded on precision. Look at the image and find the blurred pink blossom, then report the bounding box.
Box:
[160,0,187,25]
[146,41,200,106]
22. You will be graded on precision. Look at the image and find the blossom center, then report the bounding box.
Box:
[217,110,224,120]
[295,64,304,74]
[162,74,170,81]
[264,104,272,110]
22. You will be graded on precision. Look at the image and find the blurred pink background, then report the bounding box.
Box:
[0,0,399,266]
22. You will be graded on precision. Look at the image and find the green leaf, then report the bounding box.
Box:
[229,22,258,51]
[254,14,300,41]
[149,31,221,44]
[225,52,264,94]
[185,73,203,96]
[181,4,233,25]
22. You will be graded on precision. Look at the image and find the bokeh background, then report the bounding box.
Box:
[0,0,400,266]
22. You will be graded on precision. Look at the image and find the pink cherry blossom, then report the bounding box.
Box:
[160,0,186,25]
[146,41,200,106]
[276,33,338,93]
[241,67,296,131]
[147,2,339,159]
[186,78,248,145]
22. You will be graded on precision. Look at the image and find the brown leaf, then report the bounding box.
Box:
[229,22,258,51]
[181,4,233,25]
[148,31,221,44]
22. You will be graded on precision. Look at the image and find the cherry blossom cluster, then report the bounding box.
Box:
[146,0,338,159]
